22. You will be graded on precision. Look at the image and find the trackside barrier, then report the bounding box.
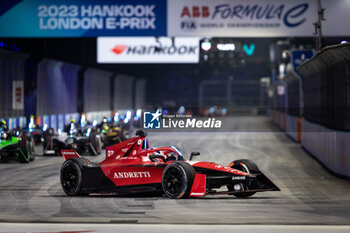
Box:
[298,43,350,131]
[286,114,302,142]
[86,111,112,123]
[37,113,79,131]
[4,117,27,130]
[270,109,277,126]
[271,109,279,127]
[270,109,285,130]
[270,110,302,142]
[302,118,350,178]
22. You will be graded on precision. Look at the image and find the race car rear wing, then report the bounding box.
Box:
[61,150,81,160]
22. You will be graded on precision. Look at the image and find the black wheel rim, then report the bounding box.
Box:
[62,164,79,193]
[229,163,250,192]
[163,167,185,196]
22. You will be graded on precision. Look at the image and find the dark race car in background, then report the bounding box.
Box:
[0,129,35,163]
[43,125,101,156]
[98,118,132,148]
[60,130,279,198]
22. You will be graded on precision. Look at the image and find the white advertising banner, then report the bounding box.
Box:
[322,0,350,36]
[12,80,24,110]
[168,0,319,37]
[97,37,200,63]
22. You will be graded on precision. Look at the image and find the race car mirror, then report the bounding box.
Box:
[190,152,200,161]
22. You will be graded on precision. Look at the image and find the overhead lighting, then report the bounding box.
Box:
[92,120,97,127]
[201,40,211,51]
[178,106,185,115]
[243,44,255,56]
[113,112,119,122]
[216,43,235,51]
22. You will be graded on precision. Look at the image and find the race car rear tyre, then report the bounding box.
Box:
[43,128,55,155]
[60,158,84,196]
[19,134,33,163]
[29,137,35,161]
[162,162,195,199]
[227,159,259,197]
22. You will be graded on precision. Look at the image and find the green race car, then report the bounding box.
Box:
[0,121,35,163]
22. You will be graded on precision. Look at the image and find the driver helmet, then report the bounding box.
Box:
[0,131,8,140]
[0,120,8,132]
[102,117,108,123]
[29,115,36,128]
[0,120,8,140]
[68,119,76,136]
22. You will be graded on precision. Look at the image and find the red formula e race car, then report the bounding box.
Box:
[60,130,279,198]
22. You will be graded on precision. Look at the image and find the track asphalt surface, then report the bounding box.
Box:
[0,116,349,228]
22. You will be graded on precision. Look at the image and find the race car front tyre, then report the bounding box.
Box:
[227,159,259,197]
[162,162,195,199]
[60,158,84,196]
[19,134,33,163]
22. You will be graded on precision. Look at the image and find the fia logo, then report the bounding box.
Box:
[143,110,161,129]
[181,20,197,31]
